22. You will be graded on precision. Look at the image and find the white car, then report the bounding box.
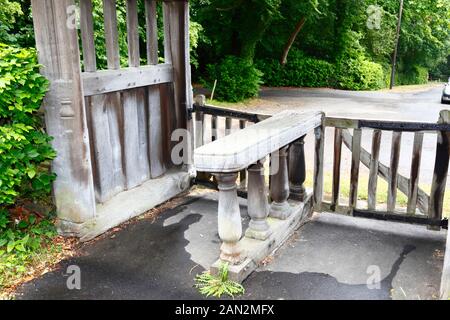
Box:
[442,83,450,104]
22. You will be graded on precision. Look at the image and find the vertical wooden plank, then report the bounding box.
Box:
[122,0,150,188]
[31,0,96,227]
[211,115,218,141]
[349,129,362,211]
[331,128,343,210]
[429,110,450,229]
[368,130,382,210]
[79,0,96,72]
[407,132,424,214]
[163,0,193,135]
[194,95,206,149]
[102,0,120,69]
[225,118,232,136]
[387,131,402,212]
[145,0,165,177]
[313,115,325,210]
[145,0,159,65]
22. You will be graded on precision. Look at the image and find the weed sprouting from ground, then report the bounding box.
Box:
[194,263,245,298]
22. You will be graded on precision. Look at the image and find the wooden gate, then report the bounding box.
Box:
[31,0,193,240]
[316,112,450,229]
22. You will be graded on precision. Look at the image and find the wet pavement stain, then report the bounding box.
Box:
[243,245,416,300]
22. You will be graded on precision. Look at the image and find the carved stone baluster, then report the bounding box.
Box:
[245,161,272,240]
[215,173,245,264]
[269,146,291,219]
[288,136,306,201]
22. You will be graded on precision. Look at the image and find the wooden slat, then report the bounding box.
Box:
[349,129,362,211]
[341,129,429,214]
[313,116,325,209]
[145,0,159,65]
[102,0,120,69]
[429,111,450,229]
[148,85,166,178]
[211,115,218,141]
[331,128,343,210]
[368,130,382,210]
[407,132,424,214]
[82,64,173,96]
[194,95,206,149]
[225,117,232,136]
[324,117,359,129]
[79,0,96,72]
[126,0,140,67]
[387,131,402,212]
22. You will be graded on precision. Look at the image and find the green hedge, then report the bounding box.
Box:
[204,56,263,102]
[335,55,385,90]
[0,44,55,206]
[256,50,335,87]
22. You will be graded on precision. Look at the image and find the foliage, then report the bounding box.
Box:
[335,55,385,90]
[0,207,59,290]
[205,56,262,102]
[195,262,245,298]
[256,50,335,87]
[0,44,56,205]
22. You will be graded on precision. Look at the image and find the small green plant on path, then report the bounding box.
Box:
[195,262,245,298]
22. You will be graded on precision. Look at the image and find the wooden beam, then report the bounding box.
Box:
[387,131,402,212]
[79,0,96,72]
[82,64,173,96]
[31,0,96,228]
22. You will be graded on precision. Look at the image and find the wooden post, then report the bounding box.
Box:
[349,129,362,212]
[387,131,402,212]
[313,116,325,210]
[215,173,245,265]
[407,132,424,214]
[331,128,343,211]
[194,94,206,149]
[288,136,306,201]
[245,161,272,240]
[429,110,450,230]
[368,130,382,210]
[31,0,96,230]
[269,146,291,219]
[163,0,194,170]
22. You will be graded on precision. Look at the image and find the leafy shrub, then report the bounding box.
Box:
[335,55,385,90]
[204,56,263,102]
[195,262,245,298]
[396,65,429,85]
[0,44,55,205]
[256,50,335,87]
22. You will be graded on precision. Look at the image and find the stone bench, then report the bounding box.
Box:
[193,110,323,282]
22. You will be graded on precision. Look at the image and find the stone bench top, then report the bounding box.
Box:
[194,110,323,173]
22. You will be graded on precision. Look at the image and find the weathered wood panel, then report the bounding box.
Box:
[79,0,96,72]
[31,0,97,226]
[349,129,362,211]
[407,132,424,214]
[368,130,382,210]
[387,131,402,212]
